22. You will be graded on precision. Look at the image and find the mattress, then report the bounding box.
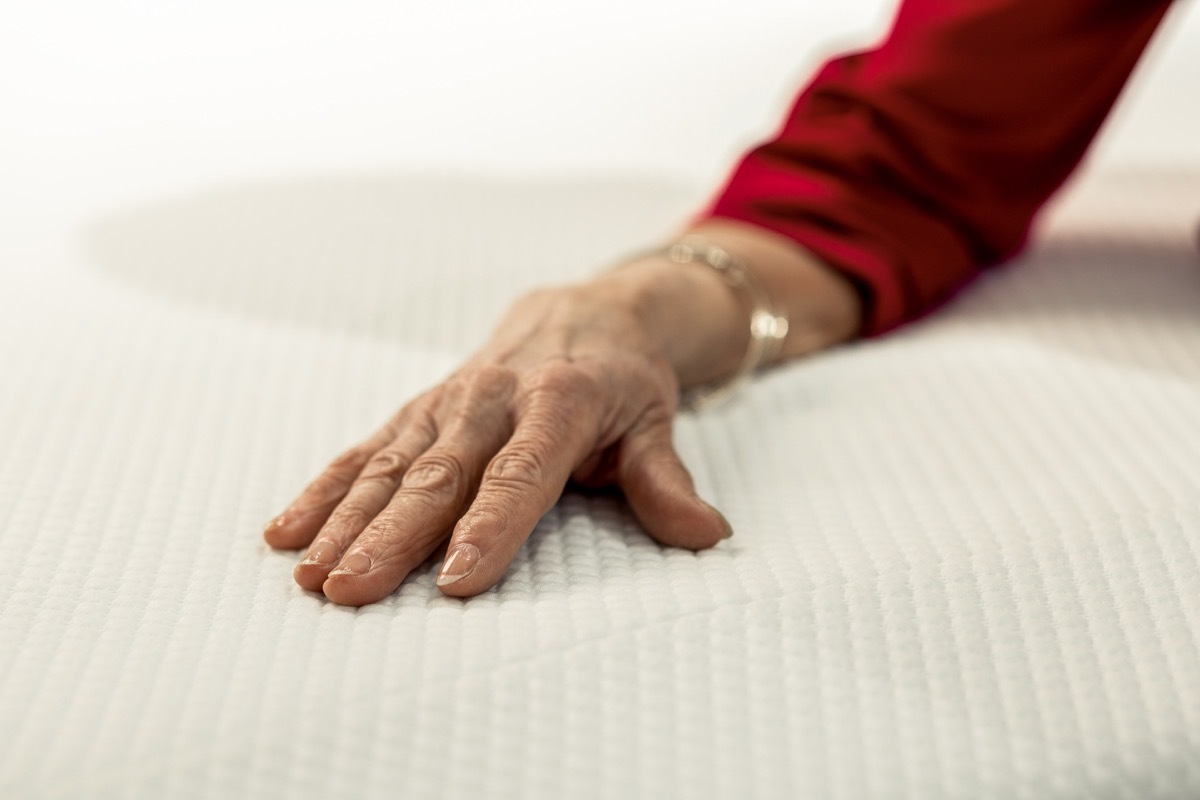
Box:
[2,169,1198,799]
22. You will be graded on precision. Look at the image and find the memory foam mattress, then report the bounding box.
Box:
[2,169,1198,799]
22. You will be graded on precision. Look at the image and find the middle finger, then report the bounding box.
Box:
[321,395,513,606]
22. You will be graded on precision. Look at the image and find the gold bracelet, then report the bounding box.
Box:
[645,238,789,411]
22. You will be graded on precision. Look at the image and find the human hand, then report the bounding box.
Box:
[263,220,861,605]
[263,264,735,605]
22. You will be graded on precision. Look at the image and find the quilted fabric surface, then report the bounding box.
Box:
[1,170,1198,799]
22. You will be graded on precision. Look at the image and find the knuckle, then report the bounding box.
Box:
[401,451,468,502]
[462,364,517,400]
[325,497,376,532]
[358,448,409,484]
[517,366,599,426]
[356,513,405,546]
[530,363,598,400]
[351,531,411,565]
[454,509,512,545]
[444,366,518,428]
[486,446,546,493]
[357,509,441,561]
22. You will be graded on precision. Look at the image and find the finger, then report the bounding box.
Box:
[264,398,426,550]
[321,376,515,606]
[292,415,437,591]
[435,403,598,597]
[263,429,391,551]
[616,410,730,550]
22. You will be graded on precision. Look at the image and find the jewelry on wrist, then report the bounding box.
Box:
[640,238,789,411]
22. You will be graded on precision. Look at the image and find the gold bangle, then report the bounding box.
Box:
[645,238,789,411]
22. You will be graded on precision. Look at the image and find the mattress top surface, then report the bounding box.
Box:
[2,168,1199,800]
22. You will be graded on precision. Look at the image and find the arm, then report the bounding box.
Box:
[701,0,1175,336]
[263,0,1175,606]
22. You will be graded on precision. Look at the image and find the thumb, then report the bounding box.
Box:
[617,410,732,550]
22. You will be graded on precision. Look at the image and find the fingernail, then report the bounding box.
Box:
[704,502,733,539]
[330,551,372,576]
[718,512,734,539]
[437,543,480,587]
[301,540,339,566]
[265,513,289,531]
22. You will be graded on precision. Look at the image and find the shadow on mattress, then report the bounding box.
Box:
[81,170,1200,380]
[80,172,703,355]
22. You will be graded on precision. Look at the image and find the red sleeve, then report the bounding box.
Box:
[700,0,1174,336]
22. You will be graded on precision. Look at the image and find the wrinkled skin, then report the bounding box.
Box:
[263,281,730,606]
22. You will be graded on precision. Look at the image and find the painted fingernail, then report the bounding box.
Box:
[437,543,480,587]
[330,551,372,576]
[301,540,339,566]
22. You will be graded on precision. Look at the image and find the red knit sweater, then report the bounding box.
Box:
[702,0,1175,336]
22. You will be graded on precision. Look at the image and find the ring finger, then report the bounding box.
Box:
[292,414,438,591]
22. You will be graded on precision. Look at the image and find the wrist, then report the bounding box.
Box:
[593,255,750,391]
[684,218,863,359]
[592,221,863,393]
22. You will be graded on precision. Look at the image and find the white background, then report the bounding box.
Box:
[2,0,1197,215]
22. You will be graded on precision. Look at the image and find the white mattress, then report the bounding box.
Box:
[2,169,1199,799]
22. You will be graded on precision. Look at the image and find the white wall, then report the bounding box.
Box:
[2,0,1197,208]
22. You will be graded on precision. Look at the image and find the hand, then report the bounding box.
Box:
[263,267,733,606]
[263,219,861,605]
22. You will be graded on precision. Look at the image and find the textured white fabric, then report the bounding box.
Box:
[2,170,1199,799]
